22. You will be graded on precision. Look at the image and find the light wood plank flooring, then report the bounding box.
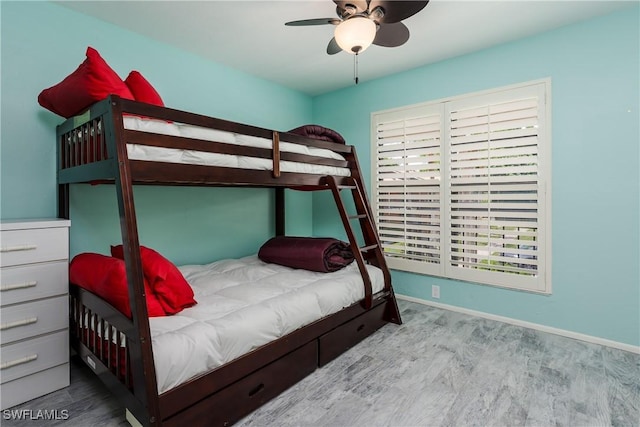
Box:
[2,300,638,426]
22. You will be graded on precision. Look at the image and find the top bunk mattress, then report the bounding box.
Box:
[150,255,384,394]
[123,117,351,177]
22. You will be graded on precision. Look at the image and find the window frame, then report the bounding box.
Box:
[371,79,552,294]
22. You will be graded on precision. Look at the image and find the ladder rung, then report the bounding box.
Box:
[336,185,357,190]
[360,244,379,252]
[348,214,367,220]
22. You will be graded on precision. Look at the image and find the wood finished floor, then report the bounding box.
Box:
[2,300,638,426]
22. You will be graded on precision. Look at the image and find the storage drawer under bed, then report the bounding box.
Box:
[318,300,388,366]
[162,340,318,427]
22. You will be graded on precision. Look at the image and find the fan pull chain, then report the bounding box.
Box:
[354,52,359,85]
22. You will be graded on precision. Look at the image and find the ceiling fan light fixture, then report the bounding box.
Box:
[334,16,376,54]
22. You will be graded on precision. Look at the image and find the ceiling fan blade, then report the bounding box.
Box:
[373,22,410,47]
[369,0,429,24]
[327,37,342,55]
[333,0,369,14]
[285,18,341,26]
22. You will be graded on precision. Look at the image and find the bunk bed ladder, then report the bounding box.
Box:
[326,175,392,312]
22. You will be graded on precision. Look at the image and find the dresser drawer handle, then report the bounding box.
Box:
[0,354,38,370]
[1,281,37,292]
[0,317,38,331]
[0,244,38,253]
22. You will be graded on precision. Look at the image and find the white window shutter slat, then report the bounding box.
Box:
[372,80,550,293]
[373,105,443,274]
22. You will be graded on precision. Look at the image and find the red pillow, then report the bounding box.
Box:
[69,253,166,318]
[111,245,196,314]
[124,71,164,106]
[38,46,134,118]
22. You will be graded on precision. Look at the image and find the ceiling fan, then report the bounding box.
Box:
[285,1,430,55]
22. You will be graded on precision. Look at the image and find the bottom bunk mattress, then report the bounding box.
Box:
[148,255,384,394]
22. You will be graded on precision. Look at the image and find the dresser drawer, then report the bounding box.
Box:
[1,261,68,307]
[0,330,69,384]
[1,296,68,344]
[1,226,69,267]
[0,363,69,410]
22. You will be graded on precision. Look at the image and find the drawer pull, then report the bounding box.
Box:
[0,316,38,331]
[248,383,265,397]
[0,354,38,370]
[1,281,37,292]
[1,244,38,253]
[357,324,365,332]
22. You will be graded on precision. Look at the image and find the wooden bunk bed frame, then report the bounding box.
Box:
[57,95,401,427]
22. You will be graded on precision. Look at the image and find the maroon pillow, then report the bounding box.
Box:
[111,245,196,314]
[288,124,346,144]
[38,46,134,118]
[258,236,354,272]
[124,71,164,106]
[69,253,166,318]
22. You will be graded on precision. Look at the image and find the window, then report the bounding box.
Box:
[371,80,551,293]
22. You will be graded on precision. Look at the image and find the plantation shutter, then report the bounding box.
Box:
[445,83,548,291]
[371,80,550,293]
[373,105,444,276]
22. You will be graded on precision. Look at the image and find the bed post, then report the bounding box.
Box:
[57,185,69,219]
[58,184,70,220]
[56,126,70,219]
[108,96,162,426]
[275,188,285,236]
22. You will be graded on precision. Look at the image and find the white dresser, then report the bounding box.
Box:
[0,219,71,410]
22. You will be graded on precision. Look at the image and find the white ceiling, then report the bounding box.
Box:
[56,0,634,96]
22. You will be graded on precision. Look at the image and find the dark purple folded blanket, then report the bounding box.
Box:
[288,124,346,144]
[258,236,354,273]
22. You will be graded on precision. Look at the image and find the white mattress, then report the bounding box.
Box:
[149,255,383,394]
[123,117,350,176]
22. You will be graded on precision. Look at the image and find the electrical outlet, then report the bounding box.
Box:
[432,285,440,299]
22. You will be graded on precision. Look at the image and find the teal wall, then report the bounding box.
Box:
[312,7,640,347]
[0,1,314,264]
[1,2,638,347]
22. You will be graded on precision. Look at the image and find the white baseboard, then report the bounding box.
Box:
[397,294,640,355]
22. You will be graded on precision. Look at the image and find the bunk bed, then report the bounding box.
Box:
[57,95,401,426]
